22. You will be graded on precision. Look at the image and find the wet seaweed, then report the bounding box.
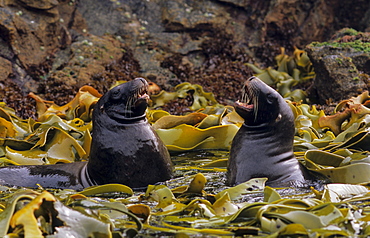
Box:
[1,82,370,236]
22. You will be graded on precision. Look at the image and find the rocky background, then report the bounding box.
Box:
[0,0,370,118]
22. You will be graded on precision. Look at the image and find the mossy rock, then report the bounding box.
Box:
[305,29,369,104]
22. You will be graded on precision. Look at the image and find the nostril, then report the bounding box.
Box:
[137,77,147,84]
[247,76,256,81]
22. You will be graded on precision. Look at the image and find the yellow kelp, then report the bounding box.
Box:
[246,47,315,102]
[0,86,99,166]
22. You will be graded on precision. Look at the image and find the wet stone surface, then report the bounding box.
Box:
[0,0,369,117]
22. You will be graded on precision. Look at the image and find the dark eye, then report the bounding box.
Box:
[111,89,121,99]
[266,94,275,103]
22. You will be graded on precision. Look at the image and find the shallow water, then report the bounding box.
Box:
[168,150,314,202]
[0,149,357,237]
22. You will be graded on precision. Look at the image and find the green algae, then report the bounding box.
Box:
[309,40,370,53]
[338,28,360,36]
[309,28,370,52]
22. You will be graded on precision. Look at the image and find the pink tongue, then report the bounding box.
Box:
[236,101,253,109]
[140,93,150,100]
[134,93,149,106]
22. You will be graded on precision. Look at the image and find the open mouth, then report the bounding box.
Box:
[134,84,150,107]
[235,100,254,110]
[137,90,150,101]
[235,84,255,111]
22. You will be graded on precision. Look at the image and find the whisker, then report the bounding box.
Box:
[254,97,258,122]
[126,97,134,117]
[246,87,252,104]
[123,83,147,118]
[251,85,259,122]
[240,84,246,103]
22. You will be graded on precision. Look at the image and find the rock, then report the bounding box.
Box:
[0,58,12,81]
[0,0,62,72]
[263,0,334,47]
[161,0,227,31]
[49,35,125,87]
[216,0,249,8]
[76,0,134,36]
[75,0,370,82]
[75,0,234,88]
[17,0,58,10]
[1,0,370,118]
[306,29,370,104]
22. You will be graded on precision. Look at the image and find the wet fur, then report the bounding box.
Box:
[227,76,306,187]
[87,78,173,188]
[0,78,173,189]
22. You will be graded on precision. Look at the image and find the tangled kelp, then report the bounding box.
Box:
[149,83,243,151]
[0,86,100,167]
[247,47,315,102]
[1,82,370,236]
[291,91,370,184]
[151,106,242,151]
[150,82,221,111]
[3,171,370,237]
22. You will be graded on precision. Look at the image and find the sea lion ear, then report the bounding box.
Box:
[275,113,282,122]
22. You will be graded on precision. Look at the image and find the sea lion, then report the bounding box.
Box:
[0,78,173,190]
[227,76,306,187]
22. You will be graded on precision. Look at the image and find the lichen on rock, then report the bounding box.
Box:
[306,29,370,104]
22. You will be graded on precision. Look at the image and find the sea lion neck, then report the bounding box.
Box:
[101,110,147,124]
[241,120,278,131]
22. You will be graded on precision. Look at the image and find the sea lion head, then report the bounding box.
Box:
[235,76,283,126]
[97,77,149,121]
